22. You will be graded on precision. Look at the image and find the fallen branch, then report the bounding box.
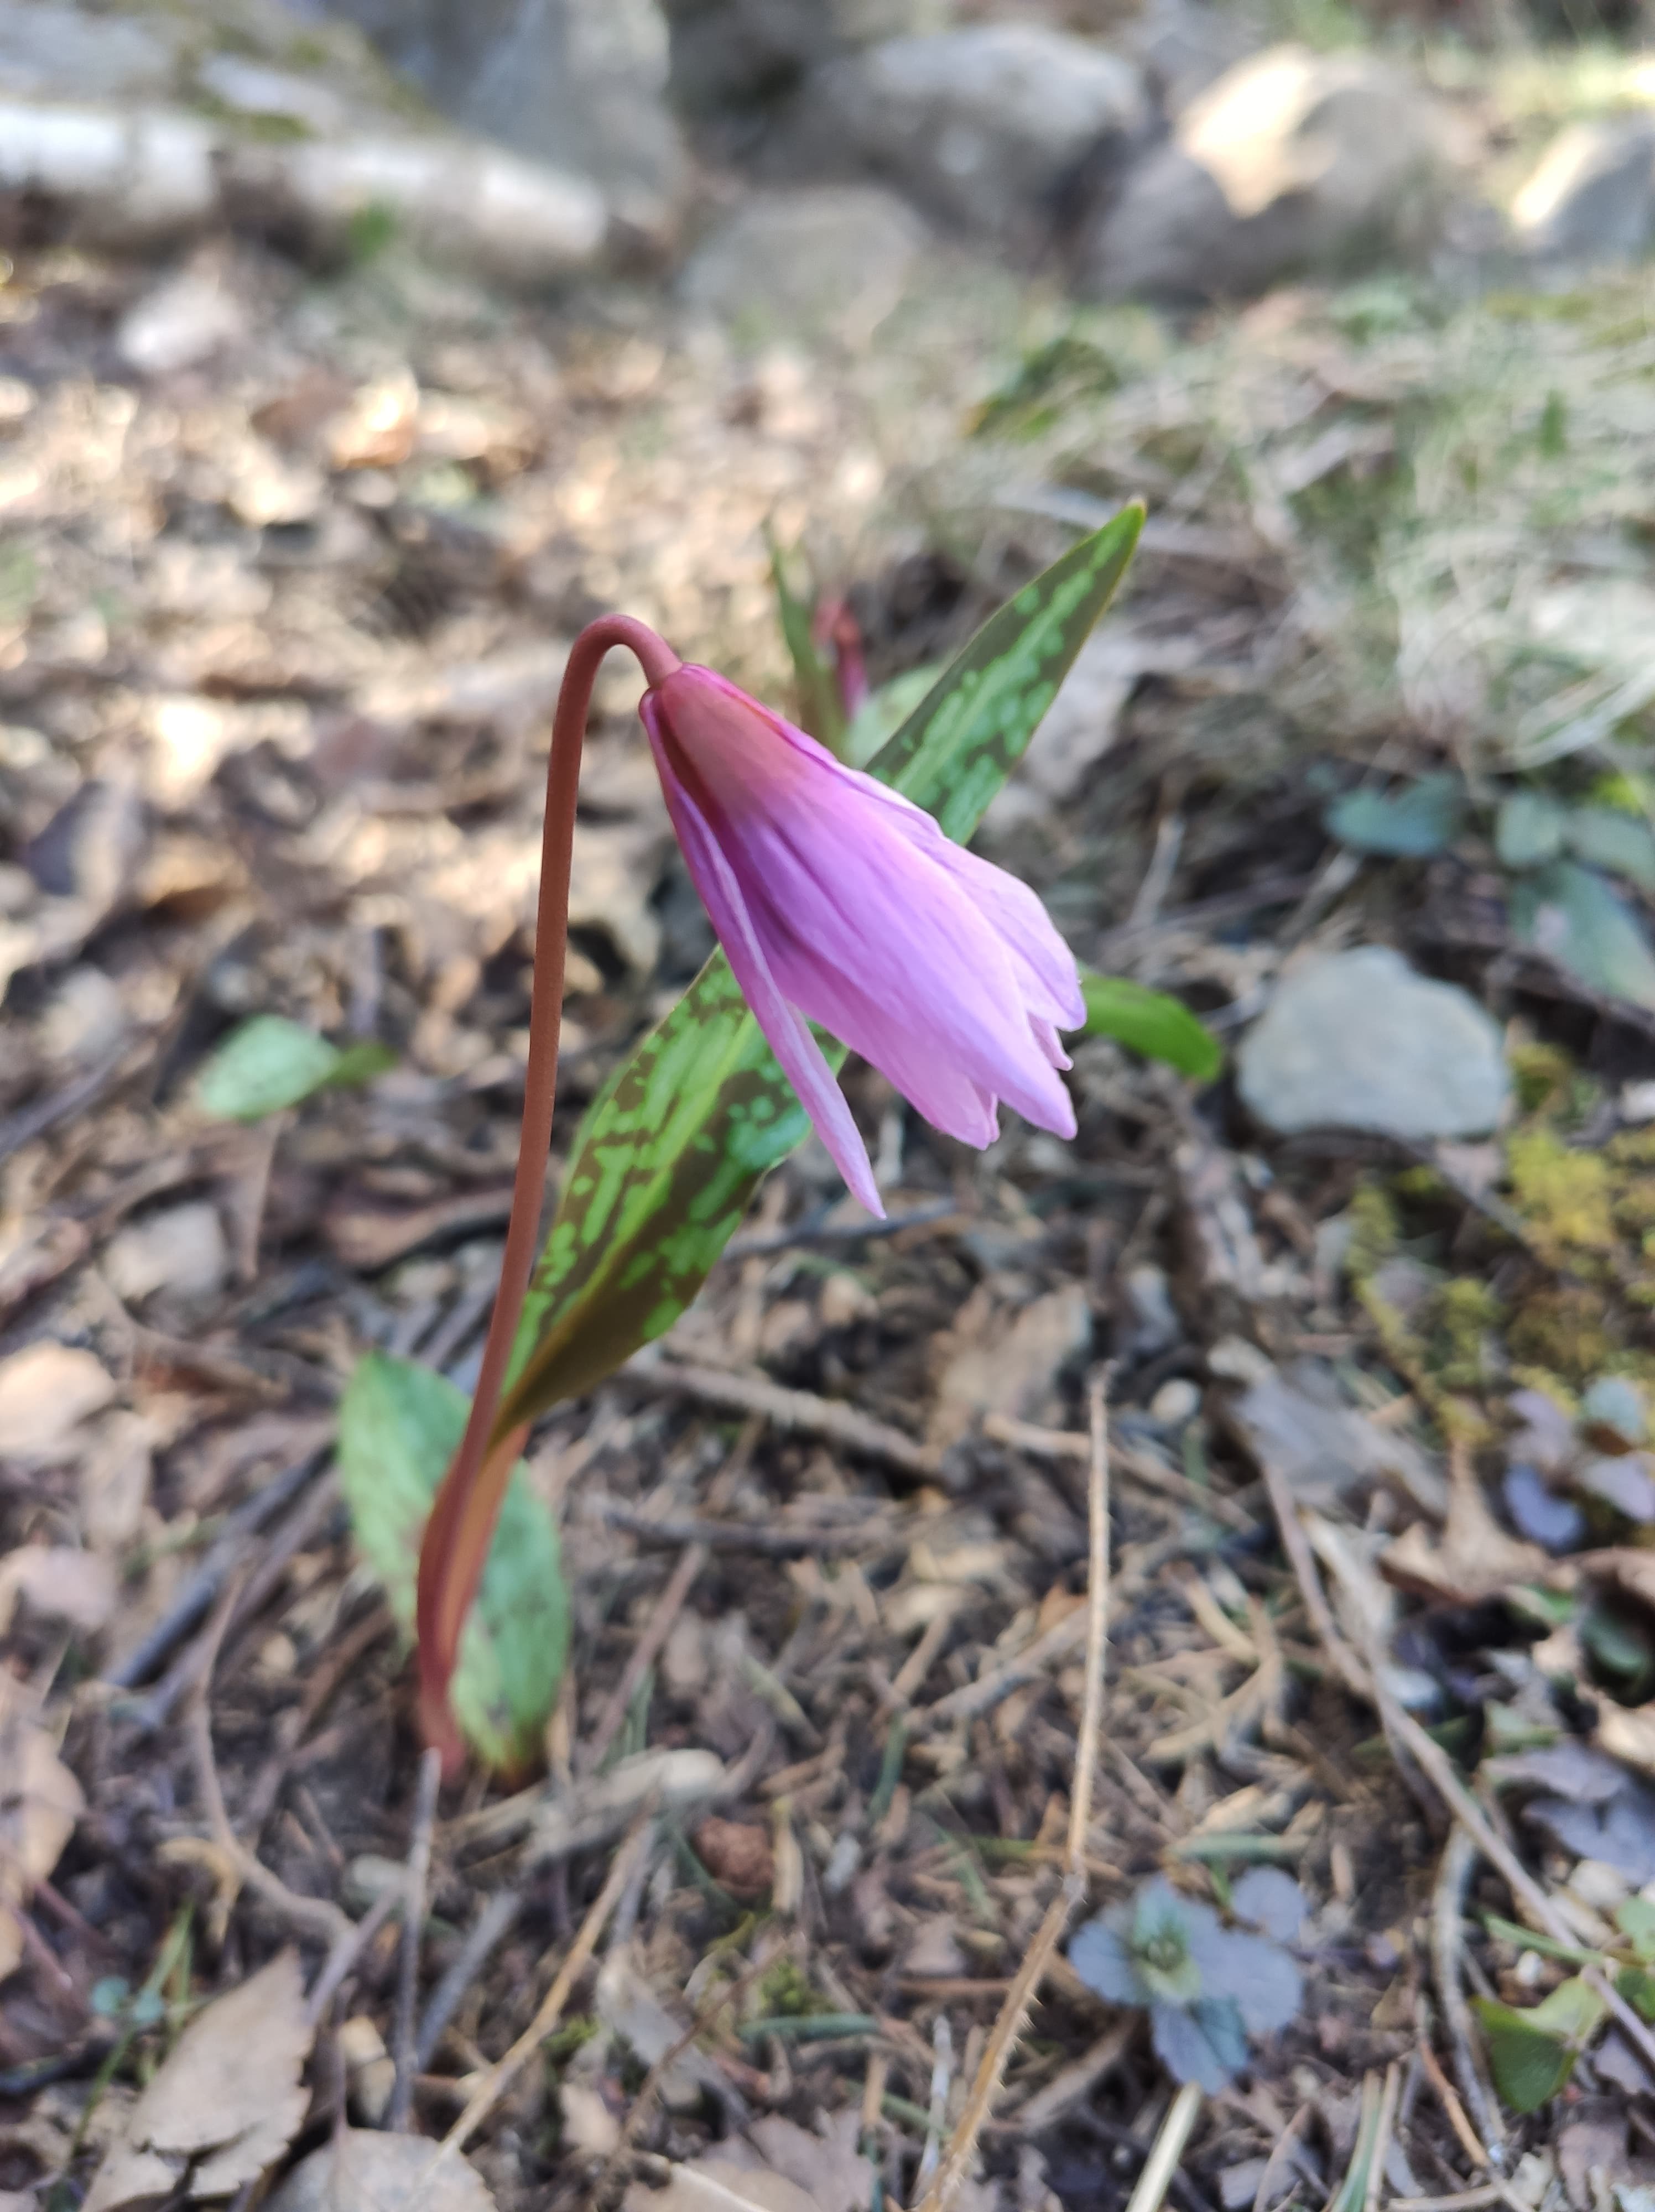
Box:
[912,1375,1112,2212]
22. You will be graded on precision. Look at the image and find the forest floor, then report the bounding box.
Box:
[7,206,1655,2212]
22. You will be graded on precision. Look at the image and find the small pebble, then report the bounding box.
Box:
[1149,1377,1200,1427]
[1583,1374,1648,1449]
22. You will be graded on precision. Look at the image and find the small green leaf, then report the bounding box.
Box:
[1078,972,1222,1081]
[1325,773,1466,859]
[196,1015,393,1121]
[1495,791,1566,870]
[1474,1975,1606,2113]
[1616,1964,1655,2021]
[1509,859,1655,1010]
[842,664,944,769]
[1617,1895,1655,1963]
[765,528,844,753]
[337,1352,569,1771]
[496,506,1144,1434]
[1564,804,1655,892]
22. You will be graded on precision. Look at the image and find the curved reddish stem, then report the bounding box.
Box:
[415,613,680,1769]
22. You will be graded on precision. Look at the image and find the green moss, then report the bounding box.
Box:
[758,1959,819,2018]
[1510,1041,1576,1115]
[1429,1276,1506,1390]
[1507,1287,1614,1384]
[1345,1181,1399,1282]
[1507,1126,1616,1252]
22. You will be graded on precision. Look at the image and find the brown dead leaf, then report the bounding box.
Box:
[322,1184,514,1271]
[0,1341,116,1463]
[691,1817,774,1900]
[928,1284,1091,1450]
[266,2130,495,2212]
[1225,1361,1445,1519]
[84,1953,312,2212]
[624,2164,823,2212]
[327,370,419,472]
[1597,1702,1655,1777]
[0,1545,116,1634]
[746,2115,873,2212]
[0,1677,84,1982]
[1382,1454,1550,1604]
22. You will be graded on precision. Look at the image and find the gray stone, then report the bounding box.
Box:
[1081,44,1451,301]
[302,0,686,233]
[1237,945,1508,1142]
[678,184,928,340]
[0,3,176,100]
[661,0,939,135]
[1512,116,1655,262]
[232,134,609,287]
[0,101,218,246]
[196,51,352,134]
[813,25,1146,244]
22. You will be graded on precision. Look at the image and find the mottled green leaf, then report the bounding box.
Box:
[842,663,943,769]
[196,1015,393,1121]
[337,1352,568,1771]
[1508,859,1655,1010]
[1474,1976,1605,2113]
[1564,804,1655,892]
[1325,773,1466,858]
[497,504,1144,1433]
[1495,790,1566,869]
[1079,971,1222,1081]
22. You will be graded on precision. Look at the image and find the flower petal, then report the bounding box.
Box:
[644,709,884,1218]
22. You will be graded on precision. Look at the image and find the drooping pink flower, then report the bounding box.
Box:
[639,663,1084,1217]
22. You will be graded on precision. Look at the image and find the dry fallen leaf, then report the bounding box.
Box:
[266,2130,496,2212]
[0,1677,84,1982]
[928,1284,1091,1450]
[747,2112,875,2212]
[0,1545,117,1635]
[84,1952,313,2212]
[0,1341,116,1463]
[623,2162,824,2212]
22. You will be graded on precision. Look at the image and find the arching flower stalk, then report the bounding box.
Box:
[415,616,1084,1765]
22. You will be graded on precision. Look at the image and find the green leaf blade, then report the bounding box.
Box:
[1325,773,1466,859]
[337,1352,569,1771]
[1079,971,1222,1081]
[1509,858,1655,1010]
[497,506,1144,1433]
[196,1016,345,1120]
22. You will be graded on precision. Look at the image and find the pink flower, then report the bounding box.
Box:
[640,664,1084,1218]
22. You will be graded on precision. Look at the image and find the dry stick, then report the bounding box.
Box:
[912,1375,1112,2212]
[414,616,681,1767]
[415,1888,525,2071]
[596,1500,895,1558]
[306,1886,402,2031]
[108,1443,330,1689]
[1122,2082,1204,2212]
[387,1746,443,2131]
[626,1349,939,1481]
[1429,1828,1502,2168]
[436,1814,654,2157]
[188,1576,352,1949]
[1258,1455,1655,2086]
[582,1541,707,1779]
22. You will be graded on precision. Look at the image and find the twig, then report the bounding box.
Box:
[1001,2018,1135,2132]
[1263,1457,1655,2085]
[595,1500,897,1558]
[107,1444,330,1689]
[388,1746,442,2130]
[1122,2082,1204,2212]
[1413,2003,1491,2176]
[725,1198,957,1258]
[436,1814,653,2156]
[582,1543,707,1778]
[135,1469,341,1731]
[415,1888,524,2070]
[625,1349,939,1480]
[1429,1830,1502,2167]
[912,1374,1111,2212]
[306,1886,402,2030]
[187,1579,352,1948]
[981,1413,1252,1532]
